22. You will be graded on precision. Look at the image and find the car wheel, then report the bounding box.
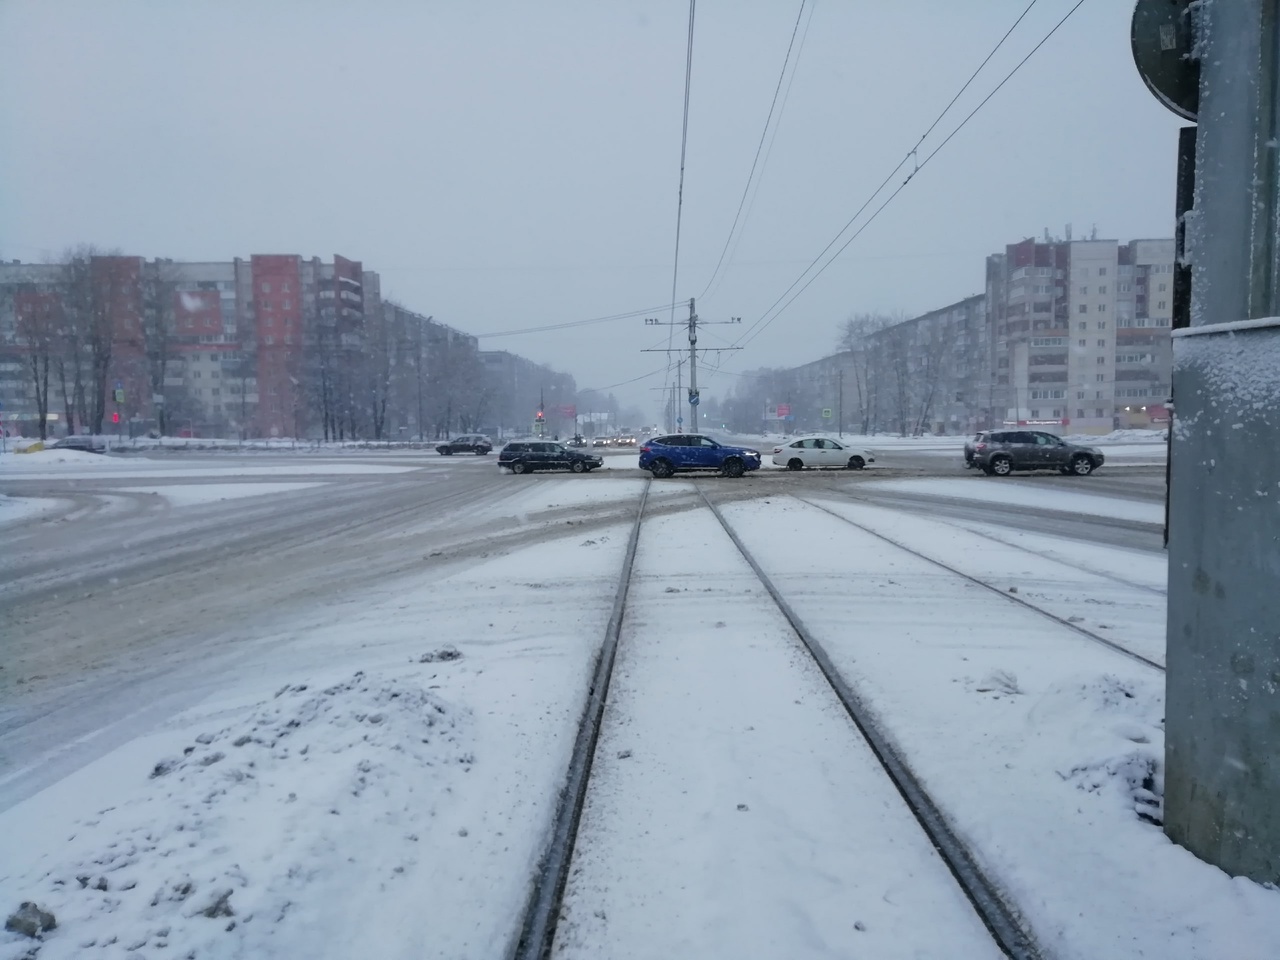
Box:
[511,461,527,475]
[787,458,803,471]
[571,460,586,473]
[722,457,745,478]
[1070,454,1095,476]
[650,458,675,479]
[990,455,1012,476]
[847,456,866,470]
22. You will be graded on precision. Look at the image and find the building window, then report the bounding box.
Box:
[1097,356,1106,365]
[1119,283,1132,292]
[1096,391,1104,398]
[1096,408,1106,417]
[211,388,220,397]
[1030,409,1040,418]
[265,335,275,345]
[282,282,291,293]
[1098,304,1107,312]
[1097,320,1107,329]
[1078,305,1087,314]
[1158,283,1167,292]
[1097,339,1106,347]
[261,282,271,293]
[283,300,292,310]
[1098,285,1107,294]
[1098,267,1108,276]
[1078,339,1086,347]
[1076,391,1085,399]
[1077,408,1085,418]
[1080,286,1089,295]
[1157,301,1167,310]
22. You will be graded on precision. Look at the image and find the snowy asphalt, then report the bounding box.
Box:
[2,447,1275,960]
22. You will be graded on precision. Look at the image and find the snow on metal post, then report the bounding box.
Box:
[1147,0,1280,884]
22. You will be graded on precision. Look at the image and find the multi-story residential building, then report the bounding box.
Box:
[0,253,391,439]
[986,235,1173,433]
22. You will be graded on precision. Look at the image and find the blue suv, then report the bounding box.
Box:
[638,434,762,479]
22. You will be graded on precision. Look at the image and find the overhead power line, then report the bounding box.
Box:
[475,303,679,338]
[663,0,699,396]
[737,0,1087,351]
[698,0,810,302]
[727,0,1075,358]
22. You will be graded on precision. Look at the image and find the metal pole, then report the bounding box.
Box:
[838,369,844,438]
[687,298,697,434]
[1163,0,1280,885]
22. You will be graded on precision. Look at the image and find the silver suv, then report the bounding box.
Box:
[967,430,1104,476]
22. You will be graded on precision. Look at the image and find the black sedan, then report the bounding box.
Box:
[498,441,603,474]
[436,434,492,455]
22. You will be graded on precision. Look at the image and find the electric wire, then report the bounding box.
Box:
[474,303,679,338]
[737,0,1088,351]
[662,0,699,406]
[711,0,817,306]
[697,0,809,302]
[729,0,1059,355]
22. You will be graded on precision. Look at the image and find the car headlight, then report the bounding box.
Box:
[743,450,760,457]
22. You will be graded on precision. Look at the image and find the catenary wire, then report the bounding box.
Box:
[710,0,817,306]
[697,0,809,302]
[474,303,680,338]
[730,0,1055,352]
[662,0,699,406]
[737,0,1088,351]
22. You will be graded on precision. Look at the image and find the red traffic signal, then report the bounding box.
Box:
[111,411,121,424]
[535,411,545,421]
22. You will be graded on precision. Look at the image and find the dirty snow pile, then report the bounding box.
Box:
[0,671,472,960]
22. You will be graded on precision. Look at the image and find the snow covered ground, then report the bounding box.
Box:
[1,463,1275,959]
[0,449,421,481]
[0,508,636,960]
[0,494,61,527]
[863,477,1165,524]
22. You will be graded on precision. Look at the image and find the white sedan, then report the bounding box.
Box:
[771,435,875,470]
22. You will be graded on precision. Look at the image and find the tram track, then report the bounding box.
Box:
[512,478,1042,960]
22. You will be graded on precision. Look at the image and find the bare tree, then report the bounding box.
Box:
[139,260,181,436]
[12,289,55,439]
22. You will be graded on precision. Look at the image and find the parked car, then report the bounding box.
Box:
[50,435,106,454]
[498,440,603,474]
[638,434,762,478]
[967,429,1105,476]
[436,434,492,455]
[771,436,874,470]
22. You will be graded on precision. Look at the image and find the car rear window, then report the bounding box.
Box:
[505,443,526,452]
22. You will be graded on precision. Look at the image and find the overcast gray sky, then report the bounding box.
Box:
[0,0,1184,417]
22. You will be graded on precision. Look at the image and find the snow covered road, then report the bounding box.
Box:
[552,495,1003,960]
[1,454,1276,960]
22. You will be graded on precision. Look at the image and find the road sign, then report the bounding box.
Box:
[777,403,791,417]
[822,408,832,418]
[153,393,165,405]
[1131,0,1198,120]
[113,389,125,403]
[689,394,700,406]
[676,416,684,425]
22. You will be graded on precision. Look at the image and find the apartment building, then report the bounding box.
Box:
[986,236,1173,433]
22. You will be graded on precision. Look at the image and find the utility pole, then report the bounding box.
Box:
[643,301,740,436]
[838,369,844,438]
[1134,0,1280,885]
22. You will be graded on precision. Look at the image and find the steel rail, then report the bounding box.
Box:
[510,479,651,960]
[697,484,1045,960]
[796,495,1165,672]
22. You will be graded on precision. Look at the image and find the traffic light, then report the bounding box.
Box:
[535,411,545,422]
[111,411,120,424]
